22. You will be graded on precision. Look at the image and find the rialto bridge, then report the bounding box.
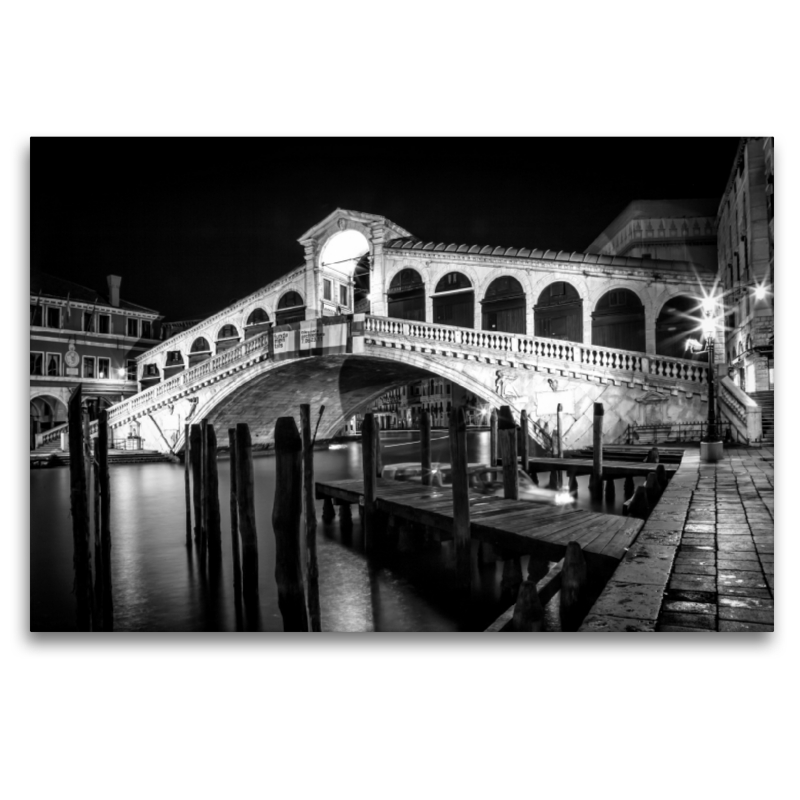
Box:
[71,208,760,454]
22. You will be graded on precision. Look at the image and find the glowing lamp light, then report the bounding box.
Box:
[117,368,127,378]
[700,296,717,315]
[701,318,716,339]
[754,285,767,301]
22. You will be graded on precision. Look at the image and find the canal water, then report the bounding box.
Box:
[30,432,628,632]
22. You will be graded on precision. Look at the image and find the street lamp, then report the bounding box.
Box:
[686,295,723,461]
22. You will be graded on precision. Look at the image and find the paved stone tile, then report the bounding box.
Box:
[680,544,715,552]
[579,614,654,632]
[714,528,751,536]
[673,562,716,576]
[659,612,716,630]
[719,607,774,625]
[716,585,772,598]
[718,596,773,610]
[717,558,762,572]
[662,600,716,615]
[685,523,716,533]
[715,549,758,561]
[717,573,768,589]
[611,544,676,586]
[669,574,716,592]
[758,553,775,562]
[657,625,715,632]
[637,530,682,546]
[664,589,717,604]
[676,551,715,563]
[590,581,665,622]
[643,519,686,531]
[719,620,773,632]
[717,541,757,552]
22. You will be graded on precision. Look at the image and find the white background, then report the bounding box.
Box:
[4,3,796,798]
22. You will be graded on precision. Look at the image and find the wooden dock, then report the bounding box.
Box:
[575,445,685,464]
[524,457,679,478]
[316,477,645,565]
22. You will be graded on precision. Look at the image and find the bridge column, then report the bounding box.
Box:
[582,298,592,345]
[645,304,657,355]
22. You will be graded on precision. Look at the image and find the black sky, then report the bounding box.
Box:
[31,137,740,321]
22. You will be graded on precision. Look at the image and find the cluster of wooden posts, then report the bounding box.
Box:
[621,447,669,519]
[183,404,322,632]
[67,385,113,631]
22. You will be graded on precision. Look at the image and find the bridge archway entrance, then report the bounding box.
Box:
[655,295,703,358]
[320,229,371,313]
[482,276,526,334]
[534,281,583,342]
[592,288,645,351]
[387,268,425,321]
[276,291,306,325]
[433,272,474,328]
[30,394,67,447]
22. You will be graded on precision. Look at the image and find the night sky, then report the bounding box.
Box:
[31,137,740,322]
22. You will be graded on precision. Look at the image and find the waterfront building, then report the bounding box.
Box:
[29,271,162,446]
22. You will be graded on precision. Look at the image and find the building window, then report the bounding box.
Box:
[46,353,61,377]
[83,311,95,332]
[30,304,43,326]
[30,352,43,376]
[126,360,137,381]
[46,307,61,329]
[83,356,96,379]
[323,279,332,301]
[339,284,349,307]
[98,357,110,379]
[141,320,152,339]
[127,318,139,337]
[98,314,110,334]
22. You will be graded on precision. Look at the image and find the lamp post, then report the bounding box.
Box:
[698,297,723,462]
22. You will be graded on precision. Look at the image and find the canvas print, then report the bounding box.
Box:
[30,137,774,632]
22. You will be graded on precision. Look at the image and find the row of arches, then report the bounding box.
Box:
[386,269,703,358]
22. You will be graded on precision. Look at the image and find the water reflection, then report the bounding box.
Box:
[30,432,628,632]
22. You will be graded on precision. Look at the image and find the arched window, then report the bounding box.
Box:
[388,269,425,321]
[534,282,582,343]
[592,289,645,352]
[246,308,269,326]
[188,336,212,367]
[482,276,526,334]
[217,324,239,340]
[276,291,306,325]
[433,272,474,328]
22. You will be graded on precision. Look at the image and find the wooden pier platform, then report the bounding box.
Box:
[316,478,645,565]
[524,457,679,478]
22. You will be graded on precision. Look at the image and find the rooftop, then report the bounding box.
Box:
[30,270,160,315]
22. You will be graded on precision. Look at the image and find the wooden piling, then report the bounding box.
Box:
[190,424,202,542]
[321,496,336,523]
[68,386,92,631]
[519,409,530,475]
[511,580,545,632]
[489,408,498,466]
[501,556,523,604]
[374,416,383,478]
[97,409,112,631]
[591,402,604,499]
[623,475,635,500]
[605,477,616,501]
[655,463,668,489]
[272,417,308,632]
[645,447,660,463]
[200,418,208,558]
[300,404,322,633]
[449,407,471,591]
[205,424,222,562]
[184,423,191,545]
[92,435,102,624]
[548,470,559,491]
[498,406,519,501]
[420,409,432,486]
[556,402,563,458]
[361,412,377,552]
[626,485,650,519]
[645,473,660,508]
[560,541,588,631]
[569,471,579,496]
[234,423,259,602]
[227,429,242,595]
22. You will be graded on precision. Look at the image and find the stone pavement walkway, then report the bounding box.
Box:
[580,444,774,632]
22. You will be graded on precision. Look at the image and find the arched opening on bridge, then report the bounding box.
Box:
[140,363,161,390]
[387,268,425,321]
[189,336,212,368]
[30,395,67,447]
[592,289,645,352]
[164,350,185,380]
[482,276,526,334]
[320,230,371,314]
[276,291,306,326]
[433,272,474,328]
[216,324,240,354]
[656,295,703,358]
[245,307,271,340]
[534,281,583,342]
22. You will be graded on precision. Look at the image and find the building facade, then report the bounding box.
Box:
[30,272,162,445]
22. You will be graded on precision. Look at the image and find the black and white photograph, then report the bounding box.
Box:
[29,136,774,633]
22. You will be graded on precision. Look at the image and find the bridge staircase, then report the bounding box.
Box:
[750,390,774,443]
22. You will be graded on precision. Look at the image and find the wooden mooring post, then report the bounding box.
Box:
[199,418,208,559]
[205,424,222,563]
[420,409,432,486]
[190,424,202,543]
[449,407,471,592]
[272,417,308,632]
[97,409,113,631]
[361,413,378,552]
[300,404,322,632]
[560,541,588,631]
[498,405,519,501]
[519,409,530,475]
[591,402,604,500]
[374,416,383,478]
[235,423,259,602]
[489,407,498,467]
[227,428,242,596]
[556,402,563,458]
[184,423,191,546]
[68,386,92,631]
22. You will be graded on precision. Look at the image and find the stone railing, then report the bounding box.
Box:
[717,376,762,444]
[35,422,68,449]
[363,316,707,387]
[108,329,272,427]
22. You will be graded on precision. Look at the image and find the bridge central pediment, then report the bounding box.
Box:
[297,208,414,250]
